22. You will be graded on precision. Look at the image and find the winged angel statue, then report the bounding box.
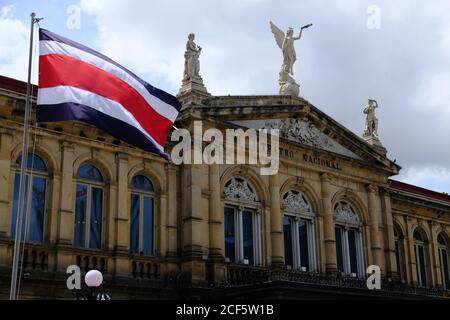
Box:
[270,21,312,96]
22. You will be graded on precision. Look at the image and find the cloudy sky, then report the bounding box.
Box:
[1,0,450,193]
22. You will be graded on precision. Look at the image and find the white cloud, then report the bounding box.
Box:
[0,4,38,83]
[396,166,450,193]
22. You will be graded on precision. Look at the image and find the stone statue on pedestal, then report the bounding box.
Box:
[362,99,386,155]
[270,21,312,97]
[183,33,202,82]
[279,64,300,96]
[179,33,209,96]
[363,99,379,137]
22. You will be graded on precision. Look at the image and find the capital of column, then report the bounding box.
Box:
[116,152,129,162]
[60,140,74,150]
[320,172,333,183]
[366,184,378,194]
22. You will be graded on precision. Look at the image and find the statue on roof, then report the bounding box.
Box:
[270,21,312,96]
[363,99,379,137]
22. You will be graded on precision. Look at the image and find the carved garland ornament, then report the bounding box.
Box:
[334,201,361,226]
[283,190,313,216]
[224,178,258,202]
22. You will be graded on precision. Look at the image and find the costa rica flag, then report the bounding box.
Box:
[37,28,181,160]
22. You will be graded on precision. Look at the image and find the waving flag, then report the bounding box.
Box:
[37,29,180,160]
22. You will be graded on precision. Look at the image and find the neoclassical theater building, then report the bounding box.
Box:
[0,73,449,299]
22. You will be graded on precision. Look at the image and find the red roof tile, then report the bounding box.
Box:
[389,179,450,204]
[0,75,37,97]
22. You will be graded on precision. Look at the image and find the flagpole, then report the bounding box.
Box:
[9,12,40,300]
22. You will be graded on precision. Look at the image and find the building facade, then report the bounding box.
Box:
[0,75,449,299]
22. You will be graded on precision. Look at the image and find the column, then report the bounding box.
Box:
[114,153,128,251]
[405,216,418,284]
[0,130,12,237]
[208,164,223,258]
[367,184,382,269]
[380,188,398,278]
[56,141,76,272]
[166,164,178,258]
[429,221,440,287]
[321,173,337,273]
[57,141,75,244]
[269,174,283,267]
[181,164,204,257]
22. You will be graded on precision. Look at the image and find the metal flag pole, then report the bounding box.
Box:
[9,12,42,301]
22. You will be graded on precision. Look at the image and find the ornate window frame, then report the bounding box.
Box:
[282,189,317,271]
[223,177,262,266]
[334,200,365,278]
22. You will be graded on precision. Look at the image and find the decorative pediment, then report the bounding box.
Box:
[283,190,313,216]
[224,177,258,202]
[334,201,362,226]
[230,118,361,160]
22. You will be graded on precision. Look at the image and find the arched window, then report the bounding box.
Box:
[74,163,104,249]
[394,224,406,281]
[11,153,48,243]
[130,175,155,256]
[223,177,262,266]
[282,190,316,271]
[414,229,428,287]
[438,234,450,290]
[334,201,365,278]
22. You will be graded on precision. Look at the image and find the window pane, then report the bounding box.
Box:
[242,211,254,265]
[298,220,309,270]
[29,177,46,243]
[417,245,427,287]
[335,227,344,272]
[348,229,358,275]
[131,175,154,192]
[142,196,154,255]
[77,164,103,182]
[74,184,87,247]
[11,173,27,241]
[89,187,103,249]
[438,235,446,246]
[16,153,47,172]
[224,207,235,263]
[130,194,140,254]
[440,249,450,289]
[283,216,293,267]
[395,240,402,278]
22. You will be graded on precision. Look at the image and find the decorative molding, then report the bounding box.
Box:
[334,201,362,226]
[283,190,313,216]
[224,177,258,202]
[230,118,361,159]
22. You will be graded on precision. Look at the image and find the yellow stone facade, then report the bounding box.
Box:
[0,76,449,299]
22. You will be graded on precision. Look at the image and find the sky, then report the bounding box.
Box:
[0,0,450,193]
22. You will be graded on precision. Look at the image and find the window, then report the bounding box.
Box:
[394,225,406,281]
[282,190,316,271]
[438,234,450,290]
[223,178,262,265]
[11,153,47,243]
[74,163,104,249]
[334,201,364,277]
[414,229,427,287]
[130,175,155,256]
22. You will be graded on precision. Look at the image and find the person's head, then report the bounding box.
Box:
[188,33,195,40]
[287,28,293,36]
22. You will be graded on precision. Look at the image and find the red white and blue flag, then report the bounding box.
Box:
[37,29,181,160]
